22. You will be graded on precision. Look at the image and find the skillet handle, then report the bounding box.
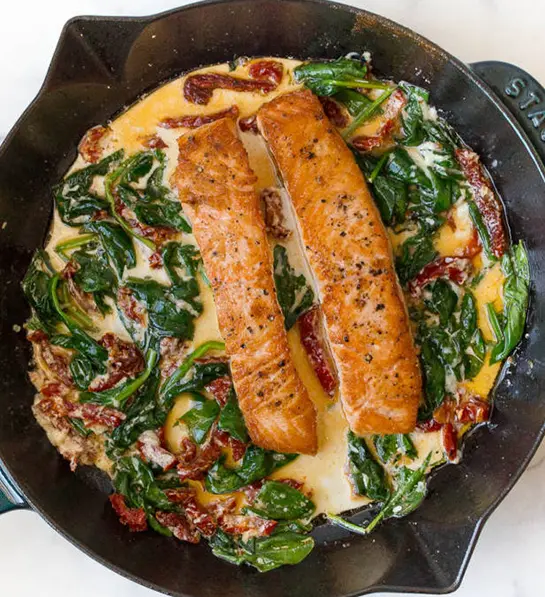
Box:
[471,61,545,166]
[0,462,28,514]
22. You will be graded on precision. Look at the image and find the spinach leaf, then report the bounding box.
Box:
[69,418,92,437]
[239,532,315,572]
[108,368,162,453]
[121,152,154,184]
[489,242,530,364]
[346,431,389,501]
[385,148,430,187]
[71,248,117,314]
[84,221,136,277]
[125,277,202,343]
[161,242,202,286]
[327,452,431,536]
[344,86,397,139]
[334,88,372,116]
[22,250,59,331]
[372,175,408,225]
[250,480,315,520]
[218,389,249,443]
[466,329,486,379]
[425,279,458,326]
[294,58,373,96]
[373,434,417,464]
[134,200,190,232]
[79,349,158,409]
[398,83,428,146]
[273,245,314,330]
[466,197,494,260]
[418,338,446,420]
[205,446,297,494]
[113,455,176,528]
[209,529,314,571]
[179,394,220,444]
[55,150,123,226]
[396,233,437,285]
[459,291,485,379]
[159,341,227,410]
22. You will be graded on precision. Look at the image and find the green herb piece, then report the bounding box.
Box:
[108,368,162,453]
[209,529,314,572]
[418,338,446,421]
[69,418,93,437]
[373,434,417,464]
[459,291,485,379]
[294,58,387,97]
[55,150,123,226]
[327,452,431,536]
[84,221,136,277]
[113,456,177,528]
[372,175,408,225]
[273,245,314,330]
[489,242,530,363]
[22,250,59,332]
[70,248,117,314]
[55,234,97,262]
[399,83,428,146]
[218,389,249,443]
[79,349,158,409]
[161,242,202,286]
[425,279,458,326]
[396,233,437,285]
[333,88,372,116]
[466,197,495,260]
[343,86,397,139]
[159,340,227,407]
[249,480,315,520]
[125,277,202,344]
[179,394,220,444]
[346,431,389,501]
[205,446,297,494]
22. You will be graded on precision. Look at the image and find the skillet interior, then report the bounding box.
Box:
[0,1,544,595]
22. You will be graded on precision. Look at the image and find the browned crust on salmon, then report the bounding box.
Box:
[173,117,317,454]
[258,90,421,435]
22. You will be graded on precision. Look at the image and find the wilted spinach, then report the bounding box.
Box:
[84,220,136,277]
[55,150,123,226]
[205,446,297,494]
[396,233,437,285]
[249,480,315,521]
[489,242,530,363]
[22,250,59,331]
[273,245,314,330]
[70,247,117,314]
[398,83,428,146]
[218,389,249,443]
[179,394,220,444]
[373,434,417,465]
[346,431,389,501]
[161,242,202,286]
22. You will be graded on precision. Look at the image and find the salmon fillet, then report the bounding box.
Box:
[173,117,317,454]
[258,90,421,435]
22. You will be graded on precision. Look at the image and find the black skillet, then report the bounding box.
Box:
[1,1,545,595]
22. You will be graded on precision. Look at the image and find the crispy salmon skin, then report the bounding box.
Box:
[258,90,421,435]
[173,117,317,454]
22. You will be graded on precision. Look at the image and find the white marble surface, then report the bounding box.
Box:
[1,1,544,595]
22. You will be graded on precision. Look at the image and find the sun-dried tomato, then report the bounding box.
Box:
[455,396,490,424]
[261,187,291,239]
[205,376,232,407]
[248,60,284,85]
[298,306,338,396]
[117,287,146,325]
[109,493,147,532]
[155,511,200,543]
[219,513,277,538]
[78,125,109,163]
[88,333,144,392]
[138,430,177,471]
[140,134,167,149]
[184,73,277,105]
[319,97,349,128]
[239,114,258,134]
[214,429,247,462]
[160,105,239,129]
[408,257,472,296]
[65,401,125,429]
[149,250,163,269]
[166,489,217,537]
[416,418,442,432]
[456,148,507,259]
[177,434,221,481]
[442,423,458,462]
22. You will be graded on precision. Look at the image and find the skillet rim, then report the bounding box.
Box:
[0,0,543,594]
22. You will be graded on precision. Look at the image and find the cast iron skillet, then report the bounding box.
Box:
[1,1,545,595]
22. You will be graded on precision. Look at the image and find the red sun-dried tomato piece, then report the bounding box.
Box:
[109,494,147,532]
[160,105,239,129]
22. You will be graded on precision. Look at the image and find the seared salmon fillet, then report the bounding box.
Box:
[173,117,317,454]
[258,90,421,435]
